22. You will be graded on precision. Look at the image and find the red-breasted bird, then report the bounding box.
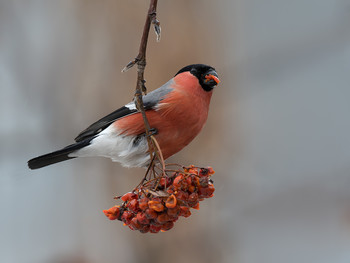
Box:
[28,64,220,169]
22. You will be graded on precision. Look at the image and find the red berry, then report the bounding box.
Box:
[129,217,142,230]
[161,221,174,231]
[198,183,215,198]
[179,206,191,218]
[199,177,209,188]
[167,206,180,217]
[121,192,137,202]
[121,211,134,225]
[140,224,150,233]
[156,212,171,224]
[175,190,189,201]
[136,212,150,225]
[127,199,139,213]
[166,185,175,194]
[159,177,172,188]
[139,197,149,211]
[188,192,199,207]
[144,208,158,219]
[150,225,162,233]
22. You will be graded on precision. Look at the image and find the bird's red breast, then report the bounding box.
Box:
[114,72,213,159]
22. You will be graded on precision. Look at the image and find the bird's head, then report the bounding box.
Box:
[175,64,220,92]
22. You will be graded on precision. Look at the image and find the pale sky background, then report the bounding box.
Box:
[1,1,350,263]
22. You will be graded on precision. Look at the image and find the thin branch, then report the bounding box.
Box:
[134,0,158,164]
[122,0,164,177]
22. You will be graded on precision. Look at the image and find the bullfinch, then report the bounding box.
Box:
[28,64,220,169]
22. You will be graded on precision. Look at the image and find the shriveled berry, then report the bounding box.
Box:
[167,206,180,217]
[156,212,171,224]
[150,225,162,233]
[188,192,198,203]
[198,183,215,198]
[173,175,184,188]
[165,194,177,208]
[199,177,209,187]
[159,177,172,188]
[139,197,149,210]
[144,208,158,219]
[188,185,195,192]
[148,200,165,212]
[127,199,139,213]
[103,206,120,220]
[121,192,137,202]
[140,224,150,233]
[136,212,150,225]
[161,221,174,231]
[121,211,134,225]
[192,203,200,210]
[166,185,175,194]
[129,217,142,230]
[175,190,189,201]
[179,206,191,218]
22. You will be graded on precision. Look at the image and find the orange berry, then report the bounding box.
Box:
[188,185,195,192]
[139,197,149,211]
[192,203,200,210]
[148,200,165,212]
[191,176,200,187]
[165,194,177,208]
[103,206,120,220]
[173,175,183,188]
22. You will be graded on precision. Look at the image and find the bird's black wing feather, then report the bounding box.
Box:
[74,106,135,142]
[74,80,174,142]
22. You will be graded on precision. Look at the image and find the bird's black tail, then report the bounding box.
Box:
[28,139,92,170]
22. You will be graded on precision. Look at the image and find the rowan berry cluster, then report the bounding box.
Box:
[103,165,215,233]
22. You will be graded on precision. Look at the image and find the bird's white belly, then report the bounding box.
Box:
[69,125,150,168]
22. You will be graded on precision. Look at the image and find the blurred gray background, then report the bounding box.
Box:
[1,1,350,263]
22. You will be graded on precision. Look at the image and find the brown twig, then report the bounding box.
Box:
[123,0,163,181]
[134,0,158,161]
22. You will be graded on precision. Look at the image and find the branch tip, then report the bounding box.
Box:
[121,59,138,73]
